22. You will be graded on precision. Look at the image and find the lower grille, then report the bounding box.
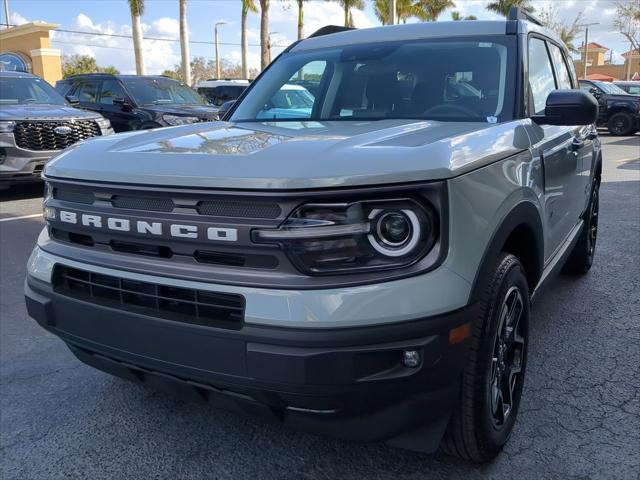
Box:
[53,266,245,330]
[14,120,101,151]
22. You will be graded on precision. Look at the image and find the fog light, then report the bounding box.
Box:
[402,350,421,368]
[43,206,56,220]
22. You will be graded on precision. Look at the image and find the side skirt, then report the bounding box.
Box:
[531,220,584,303]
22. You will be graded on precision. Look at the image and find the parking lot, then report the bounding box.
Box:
[1,134,638,480]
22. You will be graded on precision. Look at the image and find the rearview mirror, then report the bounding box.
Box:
[532,90,598,126]
[112,97,132,111]
[589,87,601,99]
[65,95,80,105]
[217,100,236,120]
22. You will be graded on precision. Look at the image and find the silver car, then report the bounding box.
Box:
[0,71,112,190]
[25,8,600,462]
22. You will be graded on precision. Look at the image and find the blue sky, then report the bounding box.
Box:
[4,0,631,75]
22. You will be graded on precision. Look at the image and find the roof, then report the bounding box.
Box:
[622,48,640,58]
[292,20,560,53]
[581,42,608,51]
[586,73,616,81]
[0,71,37,78]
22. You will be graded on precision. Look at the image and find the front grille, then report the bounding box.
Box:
[53,266,245,330]
[198,199,281,219]
[112,196,175,212]
[14,120,101,151]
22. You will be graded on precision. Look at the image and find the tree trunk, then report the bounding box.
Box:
[297,0,303,40]
[179,0,191,85]
[344,4,349,27]
[259,0,269,71]
[131,11,146,75]
[241,6,248,78]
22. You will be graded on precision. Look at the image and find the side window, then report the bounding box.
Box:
[77,80,100,103]
[548,43,573,89]
[528,38,556,115]
[256,61,326,120]
[100,80,127,105]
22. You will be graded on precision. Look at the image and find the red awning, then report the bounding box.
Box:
[585,73,617,81]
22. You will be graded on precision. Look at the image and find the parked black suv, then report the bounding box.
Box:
[579,79,640,135]
[56,74,219,132]
[614,81,640,96]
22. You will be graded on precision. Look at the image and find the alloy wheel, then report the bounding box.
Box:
[490,286,525,427]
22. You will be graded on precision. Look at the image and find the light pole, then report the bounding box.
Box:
[214,21,227,79]
[578,22,599,80]
[4,0,9,28]
[267,31,278,66]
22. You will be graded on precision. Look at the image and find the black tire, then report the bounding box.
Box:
[607,112,635,136]
[441,253,529,462]
[563,179,600,274]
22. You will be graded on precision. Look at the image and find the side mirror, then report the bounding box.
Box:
[66,95,80,105]
[532,90,598,126]
[589,87,601,99]
[112,97,132,110]
[217,100,236,120]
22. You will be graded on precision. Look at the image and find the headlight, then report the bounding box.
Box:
[95,117,111,129]
[0,121,15,133]
[162,114,200,126]
[254,198,438,275]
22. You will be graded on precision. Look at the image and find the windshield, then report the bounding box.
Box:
[121,77,205,105]
[593,80,629,95]
[0,76,66,106]
[231,36,516,123]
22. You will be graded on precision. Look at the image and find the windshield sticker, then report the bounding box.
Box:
[486,116,498,124]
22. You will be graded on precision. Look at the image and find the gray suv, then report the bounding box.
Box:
[0,72,113,189]
[25,8,601,462]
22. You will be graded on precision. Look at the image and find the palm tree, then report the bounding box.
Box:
[486,0,533,18]
[374,0,419,25]
[259,0,269,70]
[450,11,477,20]
[241,0,258,77]
[414,0,456,22]
[539,6,583,53]
[128,0,146,75]
[296,0,306,39]
[331,0,365,28]
[179,0,191,85]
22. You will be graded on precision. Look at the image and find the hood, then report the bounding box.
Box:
[605,94,640,103]
[145,104,220,120]
[45,119,534,190]
[0,104,101,121]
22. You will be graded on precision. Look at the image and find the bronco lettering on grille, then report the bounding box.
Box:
[58,210,238,242]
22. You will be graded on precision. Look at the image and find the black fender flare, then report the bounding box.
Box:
[468,201,544,302]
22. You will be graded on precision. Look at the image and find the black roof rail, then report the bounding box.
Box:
[308,25,355,38]
[507,6,544,27]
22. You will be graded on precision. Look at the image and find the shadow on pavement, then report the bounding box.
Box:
[0,183,44,202]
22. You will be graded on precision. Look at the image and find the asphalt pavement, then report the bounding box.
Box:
[1,134,639,480]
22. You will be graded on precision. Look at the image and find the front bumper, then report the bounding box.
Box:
[0,132,53,185]
[25,256,475,449]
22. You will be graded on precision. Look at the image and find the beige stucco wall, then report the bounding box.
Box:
[0,22,62,85]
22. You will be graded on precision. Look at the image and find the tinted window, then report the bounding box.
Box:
[100,79,127,105]
[548,43,572,89]
[121,77,204,105]
[232,37,517,123]
[579,81,595,93]
[77,80,100,103]
[0,76,66,105]
[622,84,640,95]
[528,38,556,115]
[56,80,75,96]
[198,85,246,106]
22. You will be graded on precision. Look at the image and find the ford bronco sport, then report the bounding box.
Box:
[25,8,601,462]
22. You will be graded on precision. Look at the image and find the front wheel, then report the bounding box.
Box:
[607,112,635,136]
[441,253,529,462]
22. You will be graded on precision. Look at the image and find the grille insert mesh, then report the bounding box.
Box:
[14,120,101,151]
[53,266,245,329]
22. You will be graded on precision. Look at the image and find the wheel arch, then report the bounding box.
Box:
[469,202,544,301]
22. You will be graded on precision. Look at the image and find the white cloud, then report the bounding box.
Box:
[50,13,181,75]
[10,12,29,26]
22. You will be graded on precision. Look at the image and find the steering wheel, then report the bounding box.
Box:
[422,103,478,117]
